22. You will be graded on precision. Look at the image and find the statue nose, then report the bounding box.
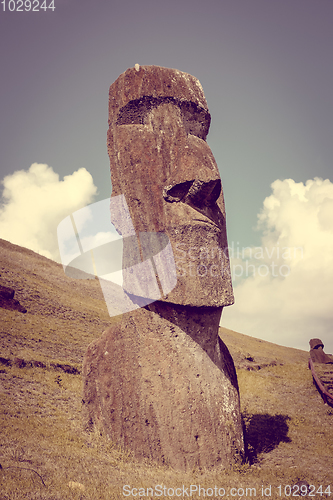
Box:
[164,178,221,207]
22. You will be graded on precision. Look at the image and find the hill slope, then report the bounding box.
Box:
[0,238,332,499]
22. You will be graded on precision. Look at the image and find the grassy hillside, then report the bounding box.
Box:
[0,238,332,499]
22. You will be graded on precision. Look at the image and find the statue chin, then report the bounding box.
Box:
[160,222,234,308]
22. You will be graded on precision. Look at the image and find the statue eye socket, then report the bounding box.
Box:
[164,179,221,206]
[163,181,193,202]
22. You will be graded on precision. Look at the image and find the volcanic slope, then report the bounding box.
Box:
[0,238,332,499]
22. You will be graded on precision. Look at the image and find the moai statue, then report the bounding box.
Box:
[310,338,333,364]
[82,65,244,471]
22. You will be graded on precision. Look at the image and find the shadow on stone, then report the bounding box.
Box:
[243,413,291,463]
[146,301,239,391]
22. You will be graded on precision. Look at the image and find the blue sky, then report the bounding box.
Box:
[1,0,333,352]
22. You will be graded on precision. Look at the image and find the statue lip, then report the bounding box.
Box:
[192,218,221,231]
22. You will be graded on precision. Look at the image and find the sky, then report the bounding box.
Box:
[0,0,333,353]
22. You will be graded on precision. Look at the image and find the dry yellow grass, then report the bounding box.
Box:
[1,238,333,499]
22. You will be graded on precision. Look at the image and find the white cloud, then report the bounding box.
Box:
[222,177,333,353]
[0,163,97,262]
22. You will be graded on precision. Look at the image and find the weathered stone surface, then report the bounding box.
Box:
[310,338,333,364]
[0,284,15,300]
[309,338,324,350]
[107,65,234,307]
[83,304,244,470]
[0,283,27,313]
[83,65,244,470]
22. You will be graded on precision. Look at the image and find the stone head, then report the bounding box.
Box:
[108,65,234,307]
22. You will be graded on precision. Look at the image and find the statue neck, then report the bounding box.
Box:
[145,301,223,360]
